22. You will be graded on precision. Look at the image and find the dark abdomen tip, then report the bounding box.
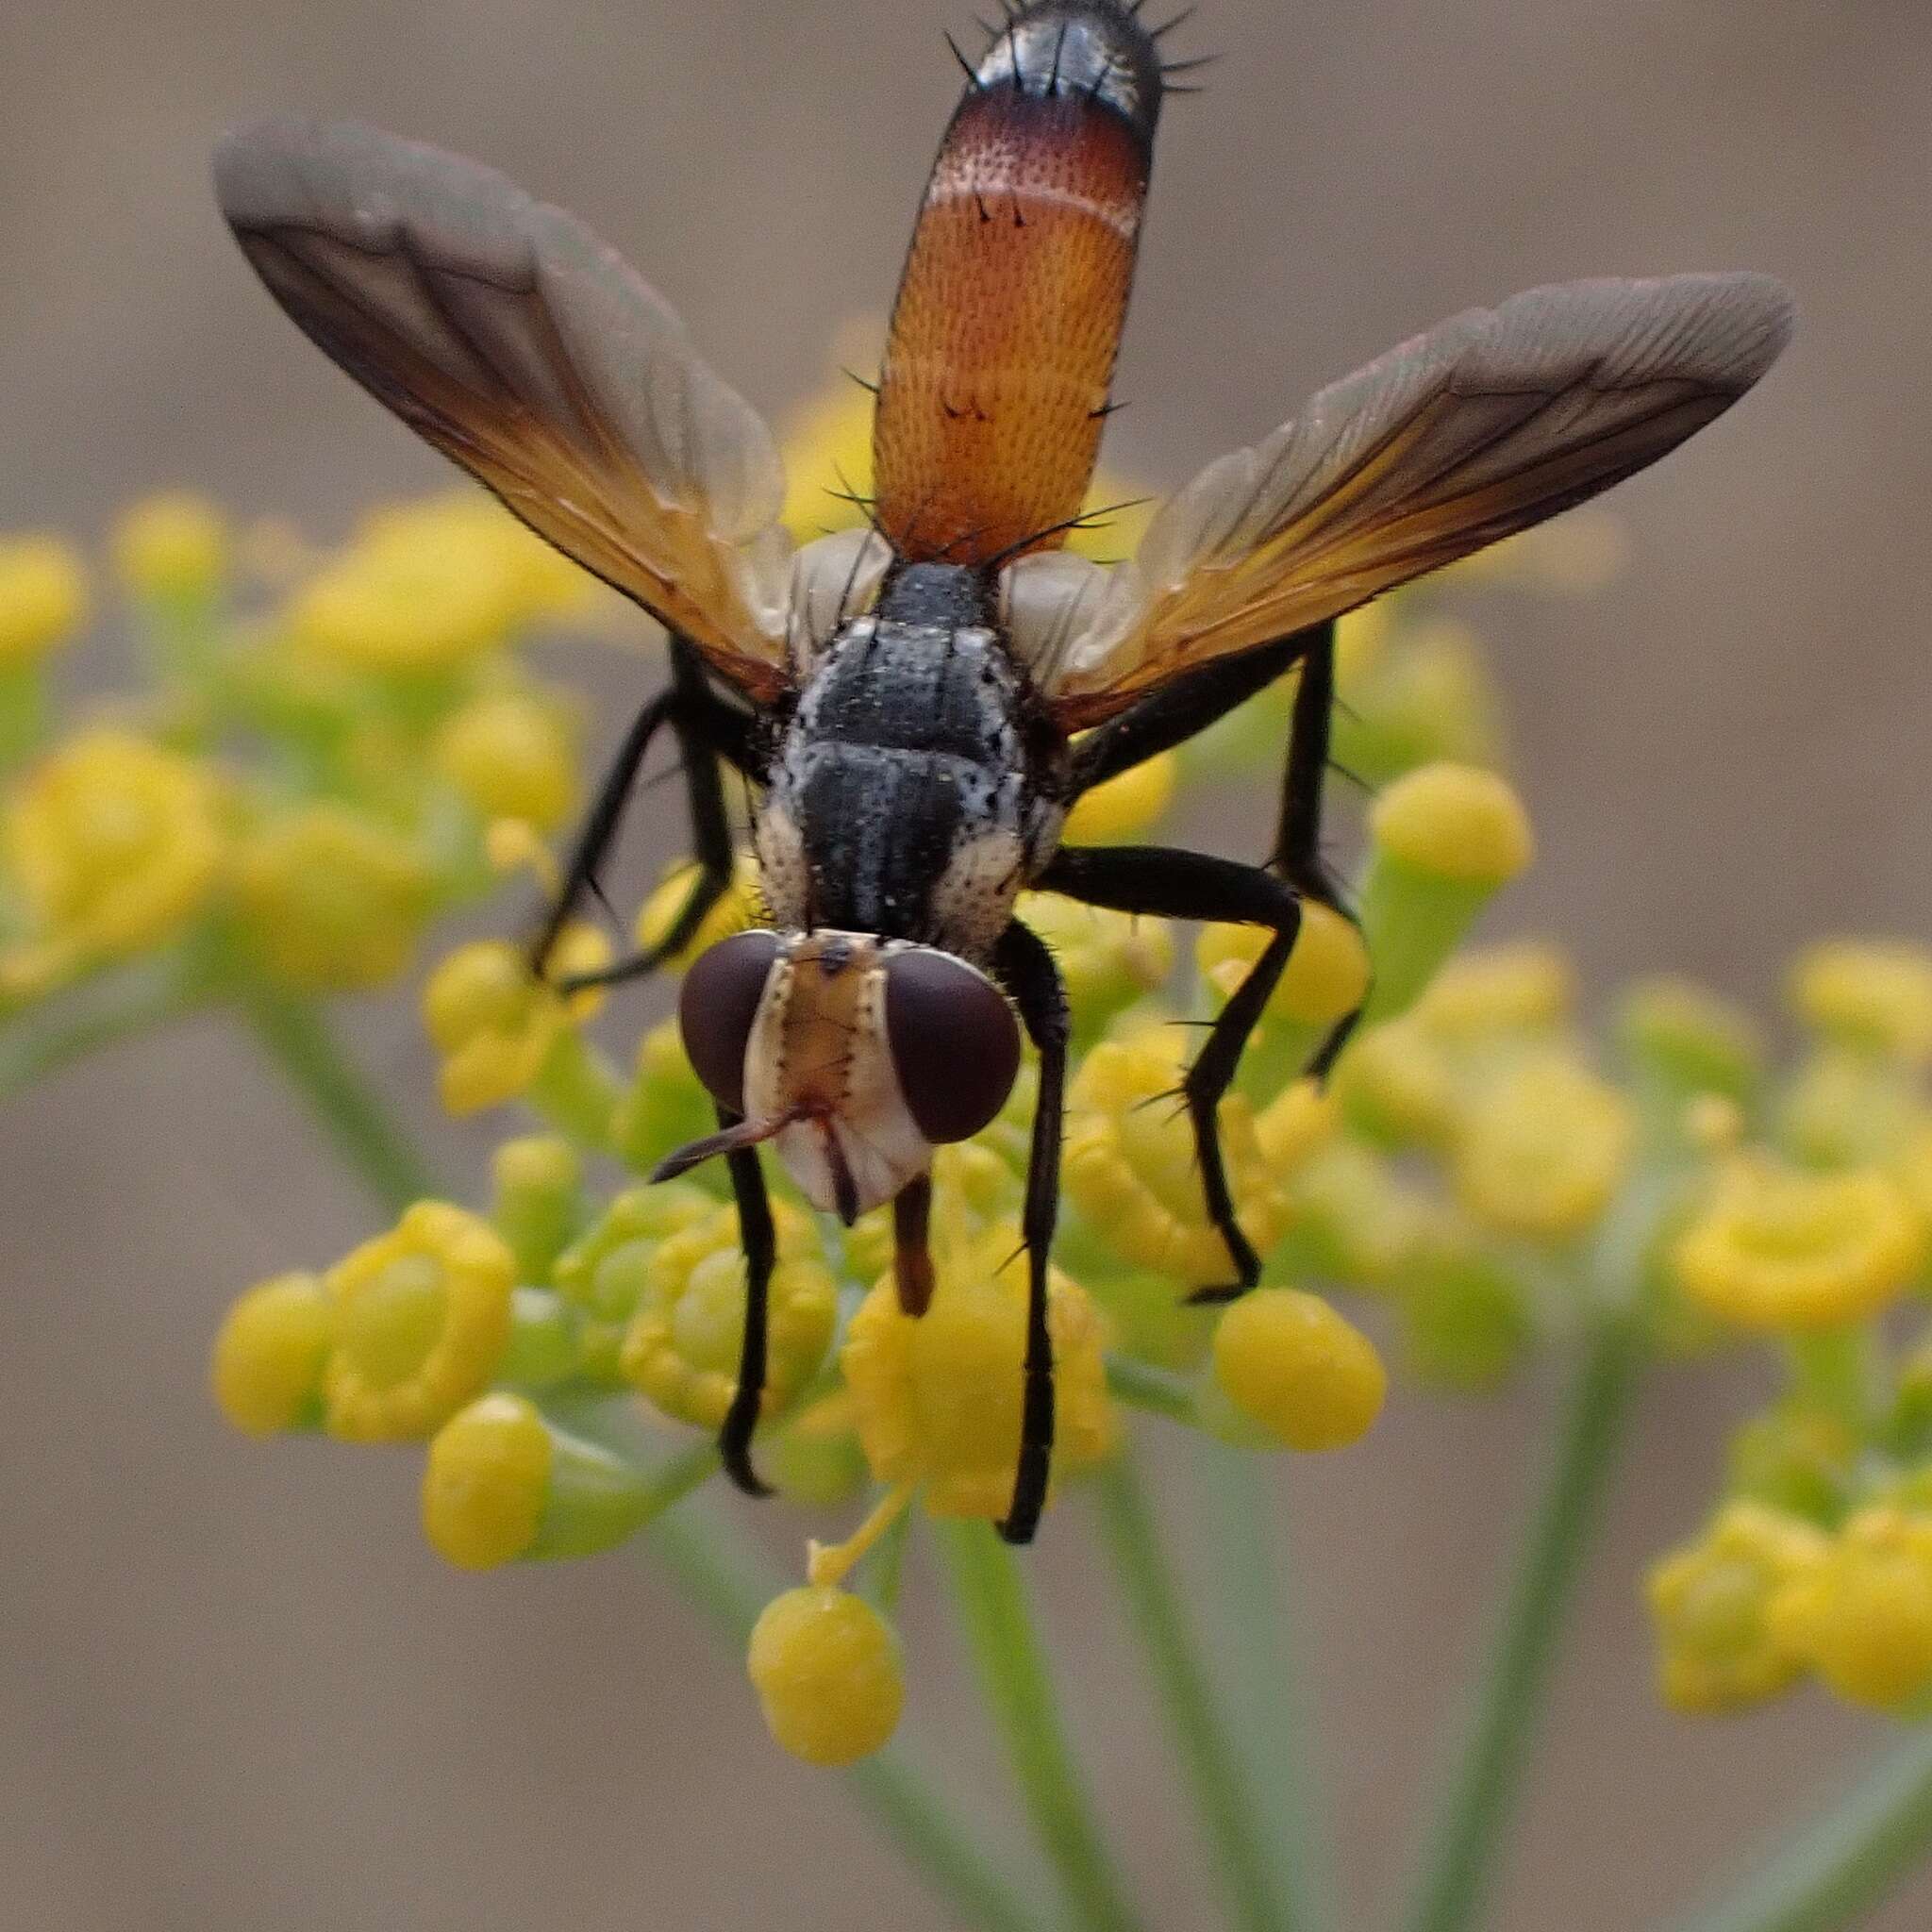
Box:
[972,0,1164,146]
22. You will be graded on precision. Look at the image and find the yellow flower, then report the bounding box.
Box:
[1280,1139,1430,1291]
[490,1134,586,1282]
[1453,1051,1635,1241]
[1776,1046,1924,1171]
[0,535,88,667]
[1771,1506,1932,1708]
[0,728,224,990]
[432,691,580,833]
[110,493,228,604]
[1333,1016,1458,1150]
[1331,615,1507,781]
[747,1586,905,1766]
[1647,1502,1827,1713]
[209,1271,332,1436]
[1062,1024,1294,1287]
[552,1180,720,1380]
[1414,944,1574,1041]
[1211,1289,1386,1451]
[1369,763,1534,887]
[421,928,610,1115]
[1790,940,1932,1066]
[323,1202,515,1441]
[358,493,595,625]
[1673,1159,1924,1332]
[422,1392,553,1569]
[1198,902,1371,1032]
[633,850,762,969]
[1616,975,1763,1105]
[1018,894,1174,1031]
[621,1200,837,1430]
[1062,753,1176,843]
[233,802,432,991]
[841,1223,1117,1519]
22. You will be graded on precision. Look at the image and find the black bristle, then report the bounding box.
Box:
[841,367,881,396]
[943,30,984,86]
[1149,6,1197,40]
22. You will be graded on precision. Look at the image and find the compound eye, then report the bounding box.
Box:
[678,930,780,1114]
[883,950,1022,1144]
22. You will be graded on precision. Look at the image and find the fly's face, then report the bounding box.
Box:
[673,927,1021,1222]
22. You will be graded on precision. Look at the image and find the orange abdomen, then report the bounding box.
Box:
[873,2,1163,567]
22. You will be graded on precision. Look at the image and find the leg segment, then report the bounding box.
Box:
[991,918,1071,1546]
[715,1101,777,1498]
[1067,620,1331,796]
[1037,843,1301,1300]
[892,1173,936,1317]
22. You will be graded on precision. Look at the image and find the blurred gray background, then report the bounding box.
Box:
[4,0,1930,1927]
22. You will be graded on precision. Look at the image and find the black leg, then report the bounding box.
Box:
[1068,620,1331,796]
[715,1101,776,1498]
[991,918,1070,1546]
[1038,842,1303,1301]
[892,1174,936,1316]
[539,638,763,993]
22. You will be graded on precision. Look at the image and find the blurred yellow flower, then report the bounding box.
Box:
[323,1202,515,1441]
[1790,940,1932,1066]
[209,1271,333,1437]
[1370,762,1535,887]
[1198,901,1370,1032]
[551,1179,720,1381]
[1771,1505,1932,1708]
[1062,753,1176,844]
[432,690,580,833]
[1017,894,1174,1030]
[1211,1289,1386,1451]
[634,850,762,968]
[110,492,229,604]
[0,534,87,668]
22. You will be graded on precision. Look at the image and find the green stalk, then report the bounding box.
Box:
[0,964,206,1101]
[240,982,444,1215]
[1396,1317,1641,1932]
[652,1505,1062,1932]
[1107,1356,1202,1428]
[935,1516,1149,1932]
[1664,1729,1932,1932]
[1189,1440,1333,1931]
[1093,1450,1309,1932]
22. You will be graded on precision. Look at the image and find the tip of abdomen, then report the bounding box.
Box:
[971,0,1165,146]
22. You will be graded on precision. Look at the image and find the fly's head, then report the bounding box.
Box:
[660,928,1021,1221]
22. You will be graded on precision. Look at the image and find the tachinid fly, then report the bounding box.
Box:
[214,0,1794,1542]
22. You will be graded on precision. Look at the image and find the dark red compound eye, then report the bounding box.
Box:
[678,930,780,1115]
[883,949,1022,1144]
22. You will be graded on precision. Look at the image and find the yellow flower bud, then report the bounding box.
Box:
[747,1586,905,1766]
[1616,975,1762,1104]
[1673,1160,1924,1333]
[233,802,431,991]
[0,535,87,667]
[110,493,228,603]
[1211,1289,1386,1451]
[1776,1045,1924,1170]
[490,1135,585,1282]
[1370,763,1534,886]
[1062,752,1177,843]
[1414,944,1574,1041]
[323,1202,515,1441]
[432,691,580,833]
[1647,1502,1827,1713]
[1018,894,1174,1031]
[552,1180,720,1380]
[841,1224,1117,1519]
[422,1392,553,1569]
[421,929,609,1115]
[1771,1506,1932,1708]
[1790,940,1932,1066]
[1,728,223,990]
[1331,615,1506,782]
[1333,1016,1457,1150]
[358,494,593,626]
[621,1201,836,1430]
[1062,1024,1291,1287]
[1280,1140,1430,1291]
[1198,901,1370,1031]
[209,1271,332,1435]
[633,850,761,968]
[1453,1052,1635,1242]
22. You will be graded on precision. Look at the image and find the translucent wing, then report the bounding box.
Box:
[215,117,794,698]
[1043,273,1794,726]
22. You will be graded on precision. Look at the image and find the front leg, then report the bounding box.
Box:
[991,918,1070,1546]
[715,1101,778,1498]
[1036,843,1302,1303]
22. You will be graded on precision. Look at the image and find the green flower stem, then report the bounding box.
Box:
[936,1516,1150,1932]
[530,1029,624,1150]
[651,1504,1062,1932]
[1190,1439,1333,1932]
[1786,1326,1880,1439]
[1107,1355,1202,1427]
[1397,1316,1642,1932]
[1664,1728,1932,1932]
[1093,1450,1311,1932]
[239,982,444,1215]
[0,963,206,1101]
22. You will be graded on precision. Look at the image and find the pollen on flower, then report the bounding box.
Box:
[1673,1159,1924,1332]
[1061,752,1177,844]
[432,690,581,834]
[841,1224,1116,1519]
[210,1271,333,1436]
[323,1202,516,1441]
[1770,1505,1932,1709]
[621,1200,836,1430]
[1211,1289,1386,1451]
[1790,940,1932,1067]
[0,534,88,667]
[1646,1501,1827,1713]
[234,801,432,991]
[422,1392,554,1570]
[746,1585,905,1766]
[422,929,611,1115]
[110,492,229,604]
[0,727,224,991]
[1370,763,1534,886]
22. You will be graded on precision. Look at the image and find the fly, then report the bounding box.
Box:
[214,0,1794,1543]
